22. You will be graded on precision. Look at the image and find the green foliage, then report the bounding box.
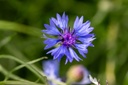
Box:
[0,0,128,85]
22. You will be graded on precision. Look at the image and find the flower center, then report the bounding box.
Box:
[61,32,76,46]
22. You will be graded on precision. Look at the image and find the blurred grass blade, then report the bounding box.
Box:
[0,34,16,49]
[0,65,45,85]
[0,20,42,37]
[0,65,27,81]
[0,81,44,85]
[5,45,48,83]
[5,56,47,80]
[12,56,47,72]
[0,55,47,84]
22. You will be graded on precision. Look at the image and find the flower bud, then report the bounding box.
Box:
[67,65,85,82]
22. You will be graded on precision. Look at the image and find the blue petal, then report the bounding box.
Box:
[65,57,73,64]
[75,21,94,36]
[44,38,59,49]
[42,60,59,77]
[69,47,82,61]
[57,13,63,28]
[64,47,73,63]
[75,44,88,53]
[78,37,95,45]
[47,45,65,60]
[43,23,60,35]
[78,50,86,58]
[73,16,79,29]
[78,16,84,27]
[77,27,93,36]
[49,19,56,27]
[78,34,95,44]
[89,43,94,47]
[51,17,58,26]
[75,44,88,58]
[62,12,68,29]
[47,46,59,54]
[42,30,60,35]
[47,45,74,63]
[65,58,69,64]
[42,60,60,85]
[73,16,84,31]
[52,13,68,30]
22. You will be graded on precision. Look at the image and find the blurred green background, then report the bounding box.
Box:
[0,0,128,85]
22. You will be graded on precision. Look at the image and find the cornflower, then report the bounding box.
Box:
[42,13,95,63]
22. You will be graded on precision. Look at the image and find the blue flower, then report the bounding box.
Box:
[42,60,60,85]
[42,13,95,63]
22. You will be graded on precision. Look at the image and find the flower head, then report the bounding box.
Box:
[42,13,95,63]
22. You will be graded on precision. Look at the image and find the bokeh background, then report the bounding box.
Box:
[0,0,128,85]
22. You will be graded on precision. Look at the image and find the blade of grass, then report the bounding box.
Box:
[0,55,47,84]
[4,56,47,81]
[0,65,45,85]
[0,81,45,85]
[0,34,16,49]
[5,45,48,82]
[0,20,42,37]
